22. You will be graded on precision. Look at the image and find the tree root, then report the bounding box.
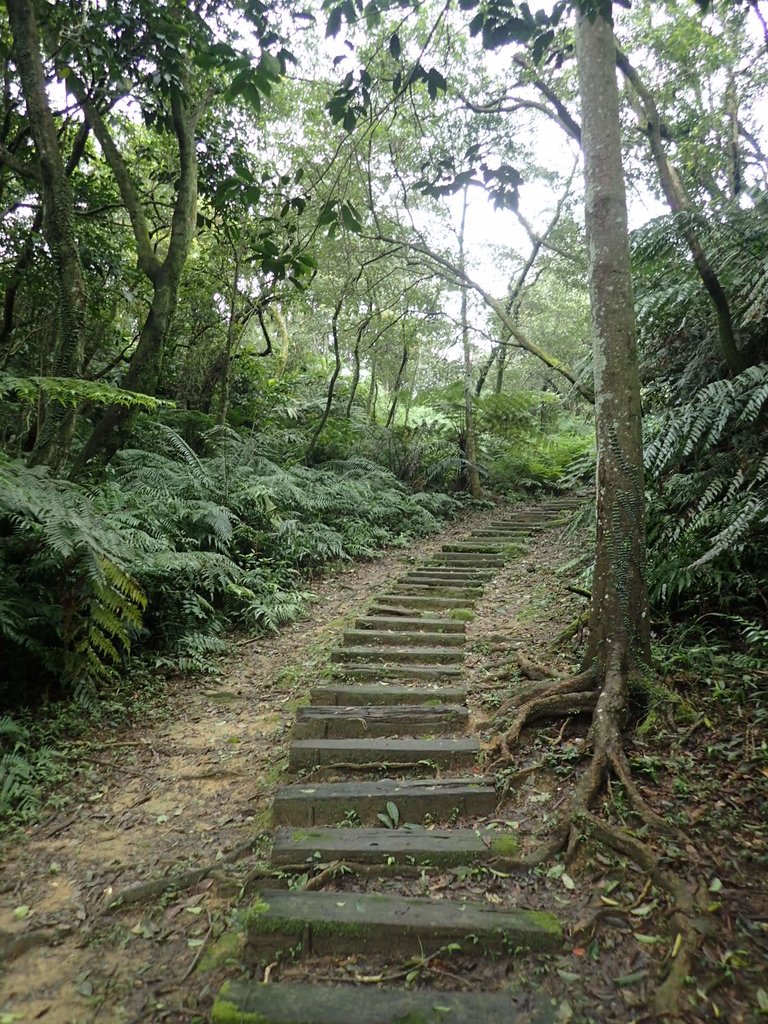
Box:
[577,813,703,1018]
[103,836,263,911]
[487,670,597,771]
[302,760,438,779]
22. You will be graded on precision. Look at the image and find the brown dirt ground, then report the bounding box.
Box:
[0,501,765,1024]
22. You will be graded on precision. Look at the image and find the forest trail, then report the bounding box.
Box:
[0,500,586,1024]
[214,498,582,1023]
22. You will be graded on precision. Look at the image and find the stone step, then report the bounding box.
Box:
[355,615,465,633]
[342,629,465,648]
[213,981,557,1024]
[271,825,517,866]
[469,530,530,539]
[488,520,545,529]
[244,890,563,959]
[441,542,509,553]
[330,646,464,665]
[272,776,497,825]
[403,569,495,581]
[288,737,479,771]
[310,684,467,705]
[375,594,475,610]
[386,583,483,598]
[428,552,505,565]
[292,703,468,739]
[333,663,463,682]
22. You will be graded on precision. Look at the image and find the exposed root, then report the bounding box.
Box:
[104,836,263,911]
[302,760,438,779]
[487,669,597,771]
[514,651,556,680]
[577,813,703,1018]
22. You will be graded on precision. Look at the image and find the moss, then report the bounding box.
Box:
[211,986,269,1024]
[198,930,243,972]
[243,898,271,925]
[488,833,520,857]
[447,609,474,621]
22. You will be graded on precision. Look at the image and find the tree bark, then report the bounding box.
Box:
[306,295,344,464]
[385,340,408,428]
[576,4,651,671]
[7,0,86,470]
[72,82,200,470]
[615,47,745,375]
[458,189,482,497]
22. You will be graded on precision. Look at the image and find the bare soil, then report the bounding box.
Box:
[0,502,765,1024]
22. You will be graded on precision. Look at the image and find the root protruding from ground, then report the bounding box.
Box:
[488,649,701,1015]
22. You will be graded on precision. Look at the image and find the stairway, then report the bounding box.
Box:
[213,498,583,1023]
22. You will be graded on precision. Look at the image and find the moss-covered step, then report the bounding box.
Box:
[342,629,465,649]
[270,825,517,866]
[330,646,464,666]
[440,543,510,554]
[292,703,469,739]
[428,553,506,565]
[468,530,530,539]
[373,595,475,611]
[401,571,495,585]
[272,776,497,825]
[385,583,484,599]
[354,615,465,633]
[244,890,563,959]
[288,736,480,771]
[213,980,556,1024]
[309,684,466,706]
[333,663,463,682]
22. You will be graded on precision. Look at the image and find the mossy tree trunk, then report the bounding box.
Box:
[71,81,201,470]
[577,4,651,673]
[7,0,86,471]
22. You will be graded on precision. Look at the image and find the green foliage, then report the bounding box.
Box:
[0,429,458,704]
[644,365,768,611]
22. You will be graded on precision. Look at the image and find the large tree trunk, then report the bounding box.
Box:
[576,5,650,672]
[7,0,86,471]
[72,83,199,470]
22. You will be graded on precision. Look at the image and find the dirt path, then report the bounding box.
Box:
[0,502,530,1024]
[1,499,765,1024]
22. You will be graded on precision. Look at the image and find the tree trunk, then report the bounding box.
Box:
[72,82,199,470]
[385,340,408,428]
[306,295,344,465]
[576,4,651,672]
[459,190,482,498]
[7,0,86,471]
[615,48,745,375]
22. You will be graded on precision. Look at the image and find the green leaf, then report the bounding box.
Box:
[389,33,401,58]
[385,800,400,826]
[326,6,342,36]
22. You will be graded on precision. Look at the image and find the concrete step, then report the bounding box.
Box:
[271,825,518,866]
[427,553,505,565]
[244,890,563,959]
[292,703,468,739]
[333,663,463,682]
[354,615,465,633]
[309,684,467,705]
[213,981,558,1024]
[342,629,465,648]
[288,737,479,771]
[386,583,483,598]
[469,530,530,539]
[441,542,509,553]
[272,776,497,825]
[330,646,464,665]
[403,569,495,581]
[375,594,475,610]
